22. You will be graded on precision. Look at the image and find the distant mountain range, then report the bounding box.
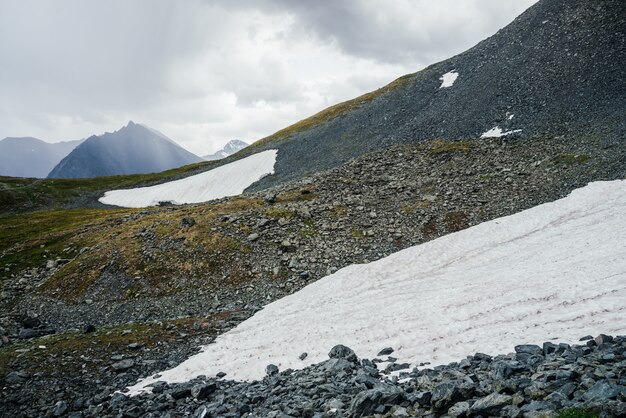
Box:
[0,137,84,178]
[203,140,248,161]
[46,122,204,178]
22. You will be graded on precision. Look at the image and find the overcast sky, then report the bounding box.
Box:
[0,0,537,155]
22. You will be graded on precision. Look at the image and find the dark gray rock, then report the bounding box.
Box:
[191,383,216,400]
[583,380,622,401]
[514,344,543,356]
[470,392,512,415]
[265,364,279,376]
[111,359,135,371]
[328,344,357,363]
[349,385,405,417]
[378,347,394,356]
[431,382,462,410]
[171,387,192,400]
[180,217,196,228]
[53,400,68,417]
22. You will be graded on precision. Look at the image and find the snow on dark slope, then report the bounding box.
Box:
[0,137,83,178]
[99,149,277,208]
[47,121,203,178]
[203,140,249,161]
[129,179,626,390]
[241,0,625,191]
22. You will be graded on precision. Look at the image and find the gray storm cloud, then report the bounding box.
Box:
[0,0,537,155]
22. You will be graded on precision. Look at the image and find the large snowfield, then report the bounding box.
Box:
[128,180,626,394]
[99,149,277,208]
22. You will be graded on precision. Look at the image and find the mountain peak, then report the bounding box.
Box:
[203,139,249,161]
[47,123,203,178]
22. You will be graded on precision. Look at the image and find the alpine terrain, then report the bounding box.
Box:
[47,122,204,178]
[0,0,624,417]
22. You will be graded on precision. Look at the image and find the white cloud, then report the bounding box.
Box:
[0,0,537,155]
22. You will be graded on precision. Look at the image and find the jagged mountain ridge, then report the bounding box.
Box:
[47,122,204,178]
[232,0,626,191]
[203,140,249,161]
[0,137,84,178]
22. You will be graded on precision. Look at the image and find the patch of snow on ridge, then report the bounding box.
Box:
[480,126,522,138]
[127,180,626,393]
[99,150,277,208]
[439,70,459,88]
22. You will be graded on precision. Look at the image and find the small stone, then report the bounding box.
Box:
[329,344,357,362]
[583,380,621,401]
[266,364,279,376]
[127,342,143,350]
[325,358,355,372]
[514,344,543,356]
[385,362,410,372]
[247,233,259,242]
[191,383,216,400]
[22,315,41,329]
[431,382,462,410]
[18,328,39,339]
[378,347,394,356]
[171,387,192,399]
[111,359,135,371]
[543,341,558,355]
[264,193,277,204]
[52,400,68,416]
[594,334,613,346]
[180,217,196,227]
[448,401,470,417]
[349,385,405,417]
[299,352,308,360]
[216,372,227,378]
[470,392,512,415]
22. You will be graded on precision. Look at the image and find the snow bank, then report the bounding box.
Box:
[128,180,626,393]
[480,126,522,138]
[439,70,459,88]
[99,150,277,208]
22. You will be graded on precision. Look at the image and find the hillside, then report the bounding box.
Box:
[0,137,83,178]
[1,0,625,416]
[48,121,204,178]
[230,0,625,190]
[1,135,624,416]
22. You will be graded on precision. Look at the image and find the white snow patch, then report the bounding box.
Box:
[439,70,459,88]
[127,180,626,394]
[99,150,277,208]
[480,126,522,138]
[507,114,514,120]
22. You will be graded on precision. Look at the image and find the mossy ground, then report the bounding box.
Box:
[0,208,132,279]
[0,160,213,214]
[0,313,237,382]
[38,197,261,300]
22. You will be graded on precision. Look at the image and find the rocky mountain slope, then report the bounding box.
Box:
[50,336,626,418]
[0,137,84,178]
[203,140,249,161]
[227,0,624,191]
[47,122,203,178]
[1,0,625,416]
